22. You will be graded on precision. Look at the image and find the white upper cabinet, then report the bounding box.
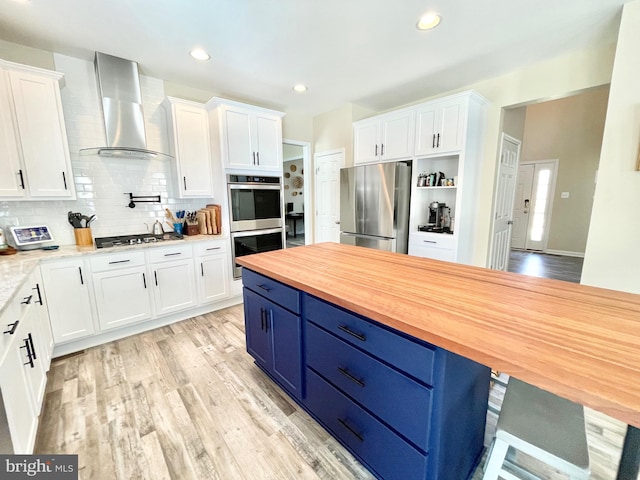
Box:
[353,108,414,164]
[163,97,214,198]
[208,98,284,172]
[415,96,465,157]
[0,60,75,200]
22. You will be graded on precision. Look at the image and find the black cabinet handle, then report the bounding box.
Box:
[337,324,366,342]
[27,333,36,360]
[205,247,221,251]
[337,367,365,387]
[260,308,265,331]
[432,134,436,148]
[33,284,43,305]
[154,271,158,286]
[4,321,19,335]
[381,144,384,156]
[256,284,271,292]
[436,133,440,148]
[62,171,67,190]
[183,176,187,191]
[79,266,84,285]
[142,273,147,289]
[164,252,182,257]
[201,263,204,277]
[20,338,35,368]
[375,144,378,156]
[256,152,260,165]
[18,169,25,189]
[252,152,256,165]
[338,418,364,442]
[108,259,131,264]
[21,295,33,305]
[265,310,270,333]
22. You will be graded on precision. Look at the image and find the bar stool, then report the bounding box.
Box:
[483,378,590,480]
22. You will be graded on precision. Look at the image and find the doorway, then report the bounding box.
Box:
[511,160,558,251]
[283,140,311,248]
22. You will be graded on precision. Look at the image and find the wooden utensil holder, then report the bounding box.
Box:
[184,224,200,236]
[74,228,93,246]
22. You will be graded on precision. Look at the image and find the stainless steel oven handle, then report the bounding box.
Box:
[228,184,281,190]
[231,228,284,238]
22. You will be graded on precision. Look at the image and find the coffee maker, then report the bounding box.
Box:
[426,201,451,232]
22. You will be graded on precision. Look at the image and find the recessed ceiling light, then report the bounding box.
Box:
[293,84,308,93]
[189,48,210,61]
[417,13,441,30]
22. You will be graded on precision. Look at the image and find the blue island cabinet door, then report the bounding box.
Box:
[268,302,303,398]
[244,289,270,367]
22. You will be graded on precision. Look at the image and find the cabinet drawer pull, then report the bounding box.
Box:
[436,133,440,147]
[33,284,43,305]
[381,143,384,156]
[62,171,68,190]
[252,152,256,165]
[183,176,187,191]
[201,262,204,277]
[375,144,378,156]
[142,273,147,289]
[21,295,33,305]
[338,418,364,442]
[109,259,131,264]
[206,247,221,251]
[337,367,365,387]
[79,266,84,285]
[256,152,260,165]
[154,271,158,286]
[432,134,436,148]
[18,169,25,189]
[423,240,437,244]
[20,337,35,368]
[337,324,366,342]
[27,333,36,360]
[4,321,19,335]
[164,252,182,257]
[256,284,271,292]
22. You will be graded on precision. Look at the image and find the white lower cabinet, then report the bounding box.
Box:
[149,245,197,316]
[0,268,53,453]
[195,240,230,305]
[40,259,95,344]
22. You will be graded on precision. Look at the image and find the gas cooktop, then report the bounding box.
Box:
[94,232,184,249]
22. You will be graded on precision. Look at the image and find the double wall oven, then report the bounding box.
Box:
[228,174,284,278]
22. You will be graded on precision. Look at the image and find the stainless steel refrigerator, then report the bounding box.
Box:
[340,161,412,253]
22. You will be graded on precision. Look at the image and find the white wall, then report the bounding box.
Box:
[581,0,640,294]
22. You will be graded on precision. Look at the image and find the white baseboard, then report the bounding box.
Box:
[544,249,585,258]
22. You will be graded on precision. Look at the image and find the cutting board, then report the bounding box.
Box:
[206,204,222,235]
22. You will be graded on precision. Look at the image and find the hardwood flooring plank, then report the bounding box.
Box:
[79,417,115,480]
[34,389,62,453]
[139,431,172,480]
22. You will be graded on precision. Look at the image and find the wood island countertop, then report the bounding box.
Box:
[237,242,640,429]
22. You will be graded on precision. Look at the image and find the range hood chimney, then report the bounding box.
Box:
[80,52,172,160]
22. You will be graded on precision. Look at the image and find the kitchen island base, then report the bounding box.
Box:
[242,268,490,480]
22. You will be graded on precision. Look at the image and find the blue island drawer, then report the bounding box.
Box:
[306,369,428,480]
[307,322,432,452]
[304,294,435,385]
[243,269,300,314]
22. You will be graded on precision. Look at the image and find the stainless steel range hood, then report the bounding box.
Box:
[80,52,172,160]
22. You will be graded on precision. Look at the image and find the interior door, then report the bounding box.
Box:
[314,149,344,243]
[489,134,521,270]
[511,163,534,250]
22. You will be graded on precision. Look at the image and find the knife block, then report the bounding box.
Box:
[74,227,93,246]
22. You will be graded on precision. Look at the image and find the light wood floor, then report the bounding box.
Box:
[35,304,633,480]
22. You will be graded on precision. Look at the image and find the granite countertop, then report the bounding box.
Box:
[237,242,640,429]
[0,234,227,317]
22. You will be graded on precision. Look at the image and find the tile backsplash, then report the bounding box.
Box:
[0,54,213,246]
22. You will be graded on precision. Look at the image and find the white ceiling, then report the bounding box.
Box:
[0,0,627,117]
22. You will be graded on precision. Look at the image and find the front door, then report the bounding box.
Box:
[511,163,534,249]
[314,149,344,243]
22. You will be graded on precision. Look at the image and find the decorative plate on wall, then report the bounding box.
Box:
[292,191,298,196]
[290,165,297,172]
[292,176,303,188]
[284,185,289,189]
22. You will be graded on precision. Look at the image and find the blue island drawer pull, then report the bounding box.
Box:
[338,418,364,442]
[257,284,271,292]
[338,324,366,342]
[337,367,365,387]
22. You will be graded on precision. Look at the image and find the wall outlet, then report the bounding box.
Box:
[561,192,570,199]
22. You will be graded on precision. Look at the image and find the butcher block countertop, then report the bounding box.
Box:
[237,242,640,429]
